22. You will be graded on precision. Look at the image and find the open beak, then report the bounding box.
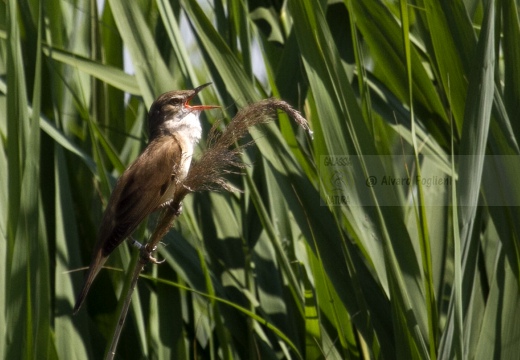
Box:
[184,82,220,111]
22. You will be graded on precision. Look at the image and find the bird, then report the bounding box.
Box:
[73,83,218,314]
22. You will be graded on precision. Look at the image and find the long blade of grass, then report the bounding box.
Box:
[452,0,495,355]
[42,45,140,95]
[145,274,304,359]
[291,0,432,356]
[107,0,173,104]
[0,102,7,360]
[438,122,464,359]
[5,0,34,357]
[502,0,520,136]
[400,1,437,356]
[474,252,520,359]
[417,0,474,133]
[180,0,259,104]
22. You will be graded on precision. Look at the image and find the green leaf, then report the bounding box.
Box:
[42,45,140,95]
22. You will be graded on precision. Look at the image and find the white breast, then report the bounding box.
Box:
[179,143,194,180]
[162,111,202,145]
[158,111,202,207]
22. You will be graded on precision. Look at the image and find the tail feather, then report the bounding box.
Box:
[73,252,107,314]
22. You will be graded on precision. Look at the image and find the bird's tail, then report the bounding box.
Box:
[73,252,107,314]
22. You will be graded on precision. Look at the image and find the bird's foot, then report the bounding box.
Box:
[183,184,194,192]
[170,202,183,217]
[129,237,144,250]
[129,238,166,265]
[140,244,166,265]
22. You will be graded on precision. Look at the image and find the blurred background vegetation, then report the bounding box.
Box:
[2,0,520,359]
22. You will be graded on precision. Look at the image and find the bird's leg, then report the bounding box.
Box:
[182,184,194,192]
[137,204,179,265]
[128,237,144,250]
[127,237,165,265]
[140,244,165,265]
[170,202,183,217]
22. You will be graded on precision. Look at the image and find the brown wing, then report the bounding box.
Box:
[73,134,183,314]
[99,134,183,256]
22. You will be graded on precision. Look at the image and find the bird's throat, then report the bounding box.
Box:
[160,111,203,145]
[159,111,202,186]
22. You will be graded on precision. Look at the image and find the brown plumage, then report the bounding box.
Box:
[73,83,217,314]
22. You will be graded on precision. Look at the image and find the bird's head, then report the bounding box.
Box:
[147,83,218,141]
